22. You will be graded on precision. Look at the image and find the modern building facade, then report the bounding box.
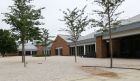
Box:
[69,32,96,57]
[95,14,140,58]
[50,33,96,57]
[50,14,140,58]
[96,21,140,58]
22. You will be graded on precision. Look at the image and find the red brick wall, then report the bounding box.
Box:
[51,36,70,56]
[36,45,45,56]
[96,36,107,58]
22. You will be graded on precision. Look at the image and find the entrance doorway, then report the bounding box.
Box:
[85,44,96,57]
[55,48,63,56]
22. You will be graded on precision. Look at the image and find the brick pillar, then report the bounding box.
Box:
[51,47,55,56]
[96,36,107,58]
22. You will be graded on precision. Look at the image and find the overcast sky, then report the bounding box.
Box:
[0,0,140,36]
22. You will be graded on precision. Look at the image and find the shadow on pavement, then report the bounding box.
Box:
[82,66,140,70]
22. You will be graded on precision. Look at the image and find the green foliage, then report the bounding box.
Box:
[41,28,53,46]
[61,6,90,62]
[61,6,90,42]
[92,0,125,32]
[91,0,125,68]
[3,0,45,42]
[3,0,44,64]
[0,29,17,57]
[28,27,42,41]
[34,28,53,46]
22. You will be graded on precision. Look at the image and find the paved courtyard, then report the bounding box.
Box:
[0,56,140,81]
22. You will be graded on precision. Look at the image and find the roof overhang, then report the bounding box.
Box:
[103,28,140,39]
[69,38,95,47]
[96,21,140,39]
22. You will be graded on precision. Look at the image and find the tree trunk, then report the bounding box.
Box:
[22,42,24,63]
[1,52,5,57]
[22,40,26,67]
[74,42,78,63]
[107,0,113,68]
[44,37,47,61]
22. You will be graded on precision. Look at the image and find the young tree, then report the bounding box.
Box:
[3,0,44,67]
[92,0,125,68]
[41,28,53,61]
[0,29,17,57]
[61,7,90,62]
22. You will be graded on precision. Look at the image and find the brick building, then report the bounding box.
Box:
[51,35,71,56]
[36,45,45,56]
[96,21,140,58]
[50,34,96,57]
[50,14,140,58]
[95,14,140,58]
